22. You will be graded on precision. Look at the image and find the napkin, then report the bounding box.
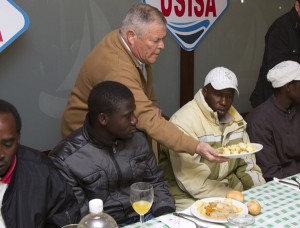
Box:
[273,177,299,191]
[158,208,225,228]
[158,214,199,228]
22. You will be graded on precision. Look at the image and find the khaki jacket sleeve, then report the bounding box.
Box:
[235,132,266,188]
[106,67,198,154]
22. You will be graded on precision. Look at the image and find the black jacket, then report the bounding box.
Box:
[1,145,80,228]
[250,7,300,108]
[49,120,175,224]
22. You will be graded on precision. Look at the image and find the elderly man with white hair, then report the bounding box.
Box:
[246,60,300,182]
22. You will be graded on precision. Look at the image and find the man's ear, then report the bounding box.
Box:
[202,87,208,97]
[98,113,108,126]
[126,29,136,46]
[17,133,21,144]
[295,1,299,12]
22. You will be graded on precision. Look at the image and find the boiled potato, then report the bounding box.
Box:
[226,190,244,203]
[247,200,261,215]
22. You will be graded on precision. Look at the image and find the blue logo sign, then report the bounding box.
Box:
[0,0,29,52]
[142,0,228,51]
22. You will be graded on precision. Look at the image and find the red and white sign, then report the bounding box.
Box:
[142,0,228,51]
[0,0,29,52]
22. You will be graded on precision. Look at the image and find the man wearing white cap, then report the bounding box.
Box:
[250,0,300,108]
[246,60,300,181]
[159,67,265,211]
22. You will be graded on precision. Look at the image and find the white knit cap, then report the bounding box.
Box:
[267,61,300,88]
[204,67,239,95]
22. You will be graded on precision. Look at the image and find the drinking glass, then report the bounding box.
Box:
[130,182,154,228]
[61,224,85,228]
[227,214,255,228]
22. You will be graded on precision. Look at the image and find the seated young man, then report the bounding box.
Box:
[246,61,300,181]
[159,67,265,211]
[49,81,175,225]
[0,99,80,227]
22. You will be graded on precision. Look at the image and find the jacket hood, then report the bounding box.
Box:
[194,88,243,125]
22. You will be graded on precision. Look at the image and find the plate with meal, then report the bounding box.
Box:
[190,197,248,223]
[217,143,263,158]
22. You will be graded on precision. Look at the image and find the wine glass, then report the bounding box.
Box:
[61,225,85,228]
[130,182,154,228]
[227,214,255,227]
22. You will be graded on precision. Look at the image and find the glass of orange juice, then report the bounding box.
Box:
[130,182,154,228]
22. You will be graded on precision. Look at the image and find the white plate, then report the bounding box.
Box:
[218,143,263,159]
[190,197,248,224]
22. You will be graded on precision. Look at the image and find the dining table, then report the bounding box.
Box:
[123,172,300,228]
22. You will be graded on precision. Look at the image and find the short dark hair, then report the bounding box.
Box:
[0,99,22,133]
[88,81,134,125]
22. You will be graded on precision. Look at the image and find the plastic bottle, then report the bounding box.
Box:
[78,199,118,228]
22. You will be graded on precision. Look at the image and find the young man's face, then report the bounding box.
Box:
[0,113,19,177]
[203,84,235,119]
[295,1,300,18]
[105,98,138,140]
[288,80,300,104]
[129,22,166,64]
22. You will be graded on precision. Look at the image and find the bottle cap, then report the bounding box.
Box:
[89,199,103,214]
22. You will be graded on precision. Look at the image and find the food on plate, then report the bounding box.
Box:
[226,190,244,203]
[217,143,256,155]
[195,199,243,220]
[247,200,261,215]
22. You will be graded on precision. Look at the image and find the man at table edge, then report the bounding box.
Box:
[246,60,300,181]
[60,3,227,163]
[159,67,265,211]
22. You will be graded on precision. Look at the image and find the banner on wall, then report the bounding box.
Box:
[142,0,228,51]
[0,0,29,52]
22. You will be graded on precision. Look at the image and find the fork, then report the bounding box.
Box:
[173,212,206,228]
[291,177,300,189]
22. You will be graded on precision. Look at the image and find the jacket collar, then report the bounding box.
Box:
[118,30,141,69]
[117,30,151,94]
[290,7,300,28]
[270,95,296,119]
[0,155,16,184]
[83,115,119,148]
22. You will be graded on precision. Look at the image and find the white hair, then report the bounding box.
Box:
[120,3,166,37]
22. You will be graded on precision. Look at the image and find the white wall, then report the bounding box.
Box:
[0,0,294,150]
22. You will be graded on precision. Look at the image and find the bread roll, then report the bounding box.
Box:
[247,200,261,215]
[226,190,244,203]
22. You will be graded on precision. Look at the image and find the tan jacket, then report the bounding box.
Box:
[61,29,198,154]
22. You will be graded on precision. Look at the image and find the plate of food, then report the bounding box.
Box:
[217,143,263,158]
[190,197,248,224]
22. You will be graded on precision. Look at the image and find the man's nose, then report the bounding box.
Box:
[220,97,227,106]
[131,114,138,125]
[0,148,5,159]
[159,40,165,49]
